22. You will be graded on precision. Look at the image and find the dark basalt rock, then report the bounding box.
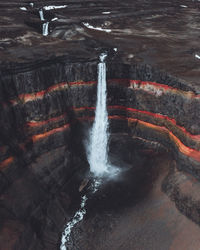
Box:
[1,59,200,249]
[0,0,200,249]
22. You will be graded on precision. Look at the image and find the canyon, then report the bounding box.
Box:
[0,0,200,249]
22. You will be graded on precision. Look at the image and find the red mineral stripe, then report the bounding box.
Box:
[108,115,200,162]
[29,113,200,162]
[108,106,200,141]
[27,106,200,142]
[32,123,70,142]
[27,113,67,128]
[8,79,200,105]
[0,156,14,170]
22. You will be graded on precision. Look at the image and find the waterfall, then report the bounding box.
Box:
[60,53,120,250]
[42,22,49,36]
[39,9,44,21]
[39,8,49,36]
[88,53,109,176]
[60,54,108,250]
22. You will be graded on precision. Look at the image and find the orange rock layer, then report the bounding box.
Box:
[27,106,200,143]
[32,123,70,142]
[108,106,200,141]
[8,79,200,105]
[29,113,200,163]
[0,156,14,170]
[1,79,199,170]
[1,114,200,171]
[110,115,200,163]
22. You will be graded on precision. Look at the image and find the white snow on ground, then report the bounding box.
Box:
[102,11,111,14]
[195,54,200,59]
[20,7,27,11]
[83,22,111,33]
[51,17,58,21]
[44,5,68,10]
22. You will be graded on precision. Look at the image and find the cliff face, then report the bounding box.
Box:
[0,59,200,249]
[0,0,200,249]
[1,61,199,188]
[0,61,98,249]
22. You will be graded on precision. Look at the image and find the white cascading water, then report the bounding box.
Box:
[39,9,45,21]
[60,53,108,250]
[39,8,49,36]
[43,22,49,36]
[88,52,109,176]
[60,195,87,250]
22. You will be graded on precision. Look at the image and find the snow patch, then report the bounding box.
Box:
[43,5,68,10]
[83,22,111,33]
[195,54,200,60]
[102,11,111,14]
[20,7,27,11]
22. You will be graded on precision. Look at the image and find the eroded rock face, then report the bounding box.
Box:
[0,59,200,249]
[0,0,200,249]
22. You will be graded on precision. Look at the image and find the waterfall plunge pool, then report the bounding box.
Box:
[59,134,175,250]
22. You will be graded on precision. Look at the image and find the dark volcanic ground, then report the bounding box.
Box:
[63,143,200,250]
[0,0,200,93]
[66,156,200,250]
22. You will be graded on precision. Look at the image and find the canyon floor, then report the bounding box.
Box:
[64,148,200,250]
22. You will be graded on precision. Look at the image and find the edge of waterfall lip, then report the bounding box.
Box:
[100,52,108,62]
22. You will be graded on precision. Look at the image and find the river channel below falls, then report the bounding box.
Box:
[60,146,200,250]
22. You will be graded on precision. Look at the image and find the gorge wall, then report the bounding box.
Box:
[0,57,200,249]
[0,0,200,249]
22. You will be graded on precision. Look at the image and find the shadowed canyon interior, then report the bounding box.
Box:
[0,0,200,250]
[1,60,200,250]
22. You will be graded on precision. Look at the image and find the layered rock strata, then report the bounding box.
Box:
[0,0,200,249]
[0,60,200,249]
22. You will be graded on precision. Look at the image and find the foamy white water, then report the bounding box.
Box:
[39,9,45,21]
[88,53,109,176]
[60,195,87,250]
[60,178,101,250]
[43,22,49,36]
[60,53,116,250]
